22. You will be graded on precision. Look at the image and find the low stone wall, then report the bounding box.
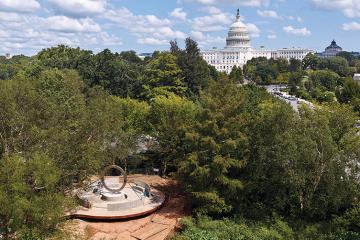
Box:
[107,199,144,211]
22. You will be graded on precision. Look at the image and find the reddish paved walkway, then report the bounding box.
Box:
[70,175,189,240]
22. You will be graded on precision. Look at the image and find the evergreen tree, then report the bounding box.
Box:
[175,38,211,97]
[170,40,181,54]
[178,77,248,215]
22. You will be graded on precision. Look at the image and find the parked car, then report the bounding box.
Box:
[356,120,360,129]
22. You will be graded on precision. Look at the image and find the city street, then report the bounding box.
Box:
[264,85,314,111]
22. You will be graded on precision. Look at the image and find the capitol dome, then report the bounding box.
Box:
[226,9,250,49]
[325,40,342,51]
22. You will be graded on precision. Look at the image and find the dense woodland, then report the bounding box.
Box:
[0,39,359,239]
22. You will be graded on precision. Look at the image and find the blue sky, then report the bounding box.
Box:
[0,0,359,56]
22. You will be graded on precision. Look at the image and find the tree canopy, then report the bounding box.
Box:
[1,42,360,239]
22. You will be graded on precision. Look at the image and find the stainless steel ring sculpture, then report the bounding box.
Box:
[100,165,127,193]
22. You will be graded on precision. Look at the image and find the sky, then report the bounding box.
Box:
[0,0,360,56]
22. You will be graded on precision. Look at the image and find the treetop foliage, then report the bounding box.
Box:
[1,41,359,239]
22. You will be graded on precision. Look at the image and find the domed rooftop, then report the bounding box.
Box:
[325,40,342,51]
[230,20,247,29]
[230,9,247,29]
[226,9,250,49]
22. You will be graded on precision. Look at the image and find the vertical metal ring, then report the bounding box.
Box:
[100,165,127,193]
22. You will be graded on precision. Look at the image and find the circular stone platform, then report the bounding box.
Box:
[71,176,165,220]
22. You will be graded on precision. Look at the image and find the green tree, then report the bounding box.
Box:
[302,53,320,70]
[309,70,340,91]
[178,77,248,215]
[337,51,356,64]
[82,49,144,98]
[336,78,360,103]
[288,71,304,95]
[317,91,335,103]
[37,44,92,70]
[318,57,351,77]
[0,68,147,237]
[289,58,302,72]
[149,93,199,175]
[0,153,69,239]
[170,40,181,54]
[243,101,359,220]
[120,50,143,64]
[273,58,290,73]
[229,66,244,83]
[243,57,284,85]
[173,38,211,97]
[0,55,31,80]
[144,52,186,98]
[37,46,146,99]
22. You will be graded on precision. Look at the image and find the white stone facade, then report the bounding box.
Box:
[200,10,314,74]
[273,48,314,61]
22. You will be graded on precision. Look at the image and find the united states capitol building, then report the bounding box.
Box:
[200,10,314,74]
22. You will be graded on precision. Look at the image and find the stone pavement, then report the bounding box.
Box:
[70,175,189,240]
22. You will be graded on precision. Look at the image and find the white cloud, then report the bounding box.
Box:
[267,34,277,39]
[343,22,360,31]
[0,0,40,13]
[0,30,9,38]
[0,12,23,22]
[137,37,168,46]
[170,8,187,21]
[104,8,172,31]
[201,6,223,14]
[310,0,360,18]
[191,31,206,41]
[154,27,187,39]
[257,10,282,19]
[191,31,225,46]
[287,15,304,23]
[283,25,311,36]
[191,7,259,40]
[297,17,304,23]
[49,0,106,17]
[185,0,270,7]
[192,12,232,32]
[246,23,261,37]
[0,11,121,55]
[45,16,101,33]
[98,32,122,46]
[104,7,186,45]
[0,26,80,53]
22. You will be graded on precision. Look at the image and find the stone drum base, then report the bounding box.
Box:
[71,177,165,220]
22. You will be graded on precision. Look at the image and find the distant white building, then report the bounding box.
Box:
[354,74,360,84]
[200,9,314,74]
[272,48,314,61]
[137,53,152,60]
[5,53,12,59]
[317,40,342,58]
[316,40,359,58]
